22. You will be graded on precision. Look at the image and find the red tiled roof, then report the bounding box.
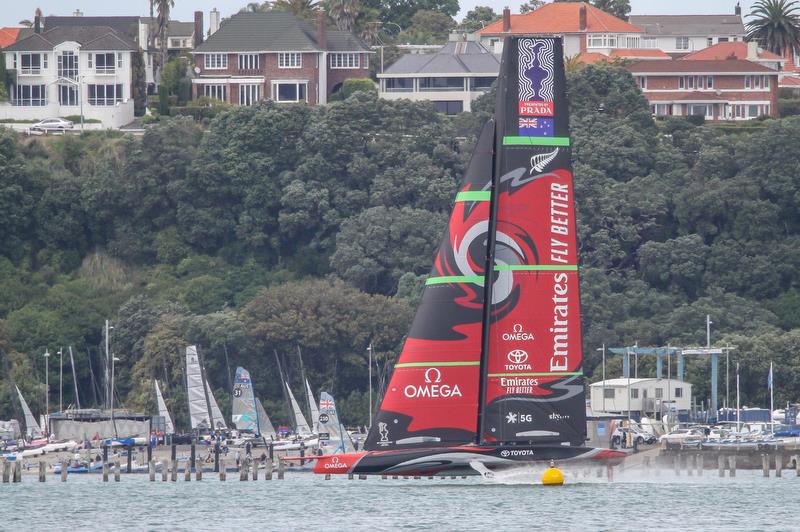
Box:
[779,75,800,87]
[682,42,784,61]
[628,59,777,73]
[576,52,610,65]
[610,48,671,59]
[0,27,21,49]
[479,2,642,35]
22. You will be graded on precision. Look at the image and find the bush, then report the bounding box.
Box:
[341,78,376,99]
[169,106,224,121]
[779,98,800,117]
[158,86,169,115]
[686,114,705,126]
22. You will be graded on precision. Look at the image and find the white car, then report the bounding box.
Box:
[659,428,705,444]
[30,118,74,132]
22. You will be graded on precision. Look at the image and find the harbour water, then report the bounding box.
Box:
[2,468,798,530]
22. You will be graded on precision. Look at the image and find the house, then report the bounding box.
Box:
[628,58,779,120]
[477,2,643,57]
[2,16,137,128]
[589,378,693,418]
[681,41,786,71]
[628,10,746,54]
[191,11,371,105]
[378,34,499,114]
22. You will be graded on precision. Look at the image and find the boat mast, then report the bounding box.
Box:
[197,345,216,432]
[69,346,80,410]
[274,349,293,426]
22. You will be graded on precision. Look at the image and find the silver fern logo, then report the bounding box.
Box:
[529,148,559,174]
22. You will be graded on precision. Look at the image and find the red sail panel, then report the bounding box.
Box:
[480,36,586,445]
[363,122,495,451]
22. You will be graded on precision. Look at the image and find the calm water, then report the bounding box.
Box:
[2,467,798,530]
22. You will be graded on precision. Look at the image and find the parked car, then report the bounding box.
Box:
[30,118,74,133]
[659,428,705,444]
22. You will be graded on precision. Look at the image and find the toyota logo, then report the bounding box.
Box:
[507,349,528,364]
[500,450,510,457]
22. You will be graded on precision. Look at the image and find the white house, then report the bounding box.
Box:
[3,24,137,128]
[589,378,692,418]
[628,12,746,54]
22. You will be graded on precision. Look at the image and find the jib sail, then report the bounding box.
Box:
[480,37,586,445]
[363,120,496,451]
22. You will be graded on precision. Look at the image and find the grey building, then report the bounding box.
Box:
[629,10,746,54]
[378,34,499,114]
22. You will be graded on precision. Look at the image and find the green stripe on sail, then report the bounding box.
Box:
[487,371,583,377]
[493,264,578,271]
[503,136,570,147]
[395,361,481,368]
[425,275,484,285]
[455,191,491,202]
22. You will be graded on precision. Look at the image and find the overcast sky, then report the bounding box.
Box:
[2,0,756,28]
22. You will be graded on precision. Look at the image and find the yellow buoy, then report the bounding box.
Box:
[541,461,565,486]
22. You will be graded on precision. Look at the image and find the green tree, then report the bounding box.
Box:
[747,0,800,56]
[273,0,320,18]
[519,0,544,14]
[325,0,360,31]
[151,0,175,76]
[400,10,456,44]
[460,6,499,32]
[593,0,631,20]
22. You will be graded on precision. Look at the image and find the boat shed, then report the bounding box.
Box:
[589,378,693,419]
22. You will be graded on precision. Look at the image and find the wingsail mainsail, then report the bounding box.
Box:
[15,385,43,439]
[154,380,174,435]
[186,345,227,431]
[232,366,276,438]
[364,36,586,452]
[318,391,355,454]
[305,379,320,434]
[286,382,312,436]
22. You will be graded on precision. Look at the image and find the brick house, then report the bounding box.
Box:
[191,11,371,105]
[628,58,779,120]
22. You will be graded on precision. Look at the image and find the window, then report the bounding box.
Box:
[765,104,770,115]
[689,104,710,116]
[433,100,463,115]
[330,53,360,68]
[679,76,684,89]
[637,76,646,89]
[719,37,729,43]
[384,78,413,92]
[587,34,617,48]
[469,77,495,91]
[603,388,615,399]
[748,104,759,117]
[278,53,301,68]
[20,53,44,74]
[655,388,663,399]
[626,36,640,49]
[13,84,46,106]
[117,52,123,68]
[204,53,228,69]
[238,54,260,70]
[204,84,227,101]
[642,37,658,49]
[630,388,639,399]
[58,51,78,79]
[652,104,670,116]
[674,387,683,398]
[764,76,770,88]
[419,77,464,91]
[88,84,123,105]
[11,53,16,68]
[745,75,751,89]
[95,53,115,74]
[58,85,78,106]
[707,76,713,89]
[88,53,93,68]
[239,84,260,106]
[707,37,713,47]
[676,37,689,50]
[272,81,307,102]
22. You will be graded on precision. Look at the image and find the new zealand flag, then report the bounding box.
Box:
[518,117,554,137]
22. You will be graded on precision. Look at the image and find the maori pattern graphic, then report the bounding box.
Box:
[518,38,555,102]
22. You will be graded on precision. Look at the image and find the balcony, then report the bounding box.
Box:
[19,68,42,76]
[95,67,116,75]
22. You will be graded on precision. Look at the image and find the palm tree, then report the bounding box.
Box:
[18,19,33,28]
[240,1,272,12]
[150,0,175,77]
[272,0,320,19]
[746,0,800,57]
[325,0,359,32]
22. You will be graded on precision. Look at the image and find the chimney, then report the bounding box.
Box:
[579,4,587,32]
[317,10,326,50]
[73,9,83,17]
[34,8,42,34]
[209,8,220,35]
[502,7,511,32]
[194,11,204,47]
[735,2,742,16]
[747,40,758,60]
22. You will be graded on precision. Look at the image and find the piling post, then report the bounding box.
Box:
[381,474,388,480]
[268,442,274,462]
[126,447,132,474]
[265,459,273,480]
[60,461,68,482]
[196,463,203,481]
[606,465,614,482]
[697,454,703,476]
[171,443,176,462]
[795,455,800,477]
[775,454,782,478]
[214,442,220,473]
[149,460,155,481]
[688,454,694,476]
[147,442,152,465]
[12,461,21,483]
[161,459,168,481]
[277,458,285,480]
[219,459,226,481]
[240,461,248,481]
[171,460,178,482]
[348,472,355,480]
[103,445,108,464]
[2,461,10,483]
[718,455,725,477]
[673,454,680,476]
[252,461,258,481]
[184,463,191,481]
[114,459,121,482]
[102,461,109,482]
[39,461,46,482]
[728,455,736,477]
[300,441,306,467]
[190,444,196,474]
[359,474,368,480]
[762,454,770,478]
[325,473,331,480]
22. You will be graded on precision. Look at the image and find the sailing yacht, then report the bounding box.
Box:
[317,392,355,455]
[313,36,624,476]
[274,382,318,451]
[231,366,277,441]
[185,345,227,432]
[154,380,175,436]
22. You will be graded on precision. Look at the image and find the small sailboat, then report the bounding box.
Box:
[317,392,355,454]
[231,366,277,440]
[154,380,174,435]
[186,345,227,431]
[15,385,43,440]
[286,382,312,437]
[305,379,320,434]
[313,36,625,477]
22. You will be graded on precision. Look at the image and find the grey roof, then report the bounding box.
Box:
[194,12,368,53]
[140,19,196,38]
[382,40,500,76]
[6,25,137,52]
[43,16,140,40]
[629,15,745,37]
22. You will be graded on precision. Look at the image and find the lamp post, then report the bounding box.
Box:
[43,350,50,435]
[111,354,120,439]
[58,348,63,413]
